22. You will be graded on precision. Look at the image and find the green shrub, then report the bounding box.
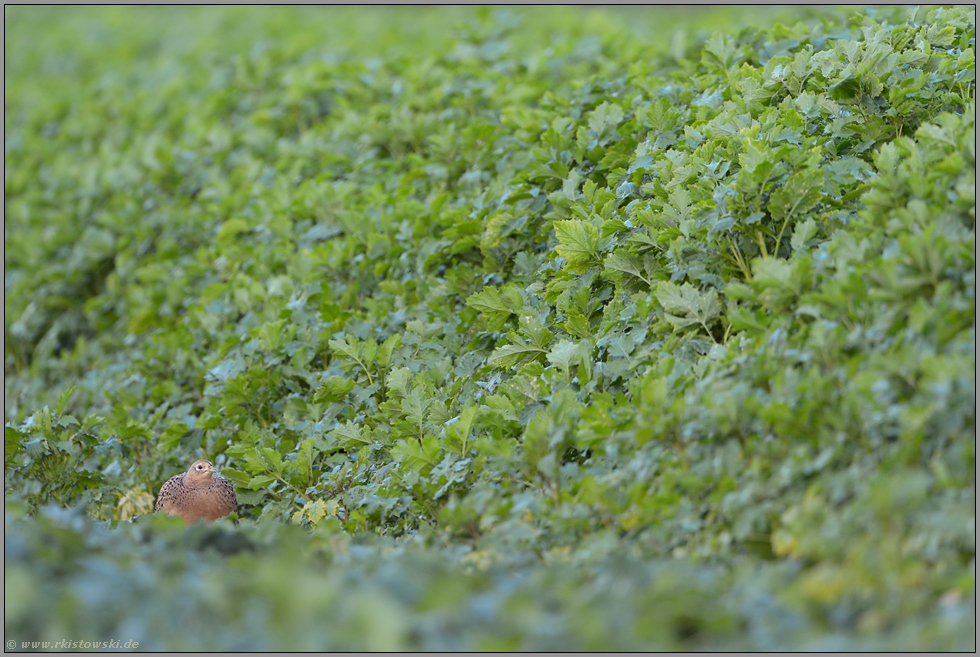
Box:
[5,5,975,650]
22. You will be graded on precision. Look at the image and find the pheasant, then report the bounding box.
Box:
[155,459,237,524]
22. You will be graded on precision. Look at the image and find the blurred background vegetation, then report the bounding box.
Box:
[5,4,975,651]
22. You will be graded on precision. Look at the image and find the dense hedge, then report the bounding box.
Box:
[5,5,975,650]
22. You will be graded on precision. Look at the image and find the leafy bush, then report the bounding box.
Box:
[5,5,975,650]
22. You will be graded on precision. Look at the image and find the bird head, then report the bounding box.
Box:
[185,459,216,485]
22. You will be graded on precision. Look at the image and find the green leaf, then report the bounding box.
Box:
[466,285,524,330]
[218,467,249,487]
[313,376,356,404]
[546,339,591,382]
[402,388,433,434]
[554,220,600,271]
[158,423,188,454]
[769,167,825,224]
[55,386,77,415]
[292,499,319,525]
[296,437,315,485]
[248,475,276,490]
[445,404,478,456]
[258,447,284,476]
[790,218,818,254]
[588,101,624,141]
[329,336,362,362]
[603,251,654,287]
[488,334,549,368]
[385,367,411,399]
[391,435,441,472]
[333,421,373,448]
[655,282,721,333]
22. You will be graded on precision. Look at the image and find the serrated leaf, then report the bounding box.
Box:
[218,467,250,487]
[402,387,433,432]
[466,285,524,330]
[488,338,548,367]
[588,101,624,139]
[248,475,276,490]
[386,367,412,399]
[258,447,284,475]
[158,422,188,454]
[313,376,356,404]
[655,282,721,333]
[466,287,507,313]
[296,437,315,485]
[546,339,591,382]
[329,336,361,361]
[333,421,372,448]
[446,404,478,456]
[770,168,825,223]
[791,218,819,253]
[604,251,653,286]
[554,220,600,271]
[292,498,336,527]
[55,385,77,415]
[391,435,440,472]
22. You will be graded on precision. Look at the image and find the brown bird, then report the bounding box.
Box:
[155,459,238,524]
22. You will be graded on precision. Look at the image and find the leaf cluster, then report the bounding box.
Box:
[4,4,975,650]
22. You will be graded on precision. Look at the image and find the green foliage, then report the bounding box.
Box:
[5,4,975,650]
